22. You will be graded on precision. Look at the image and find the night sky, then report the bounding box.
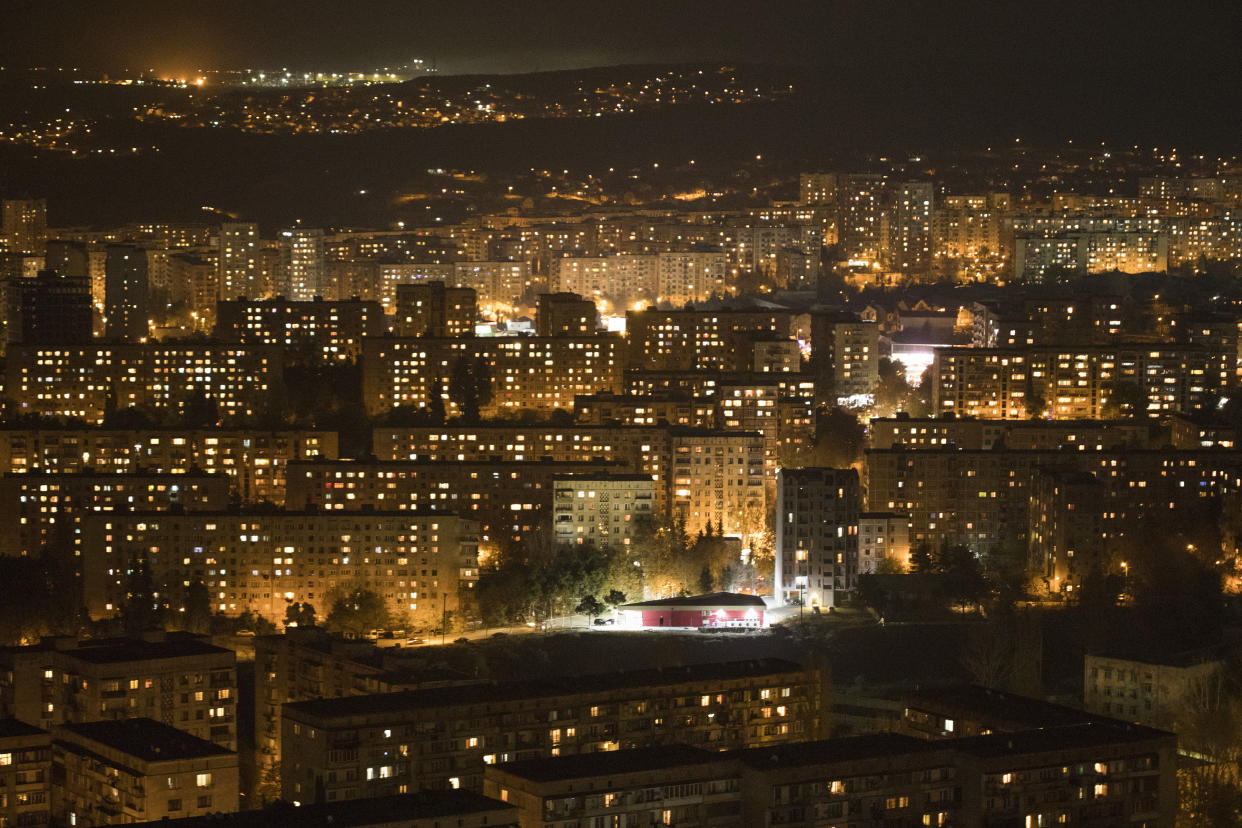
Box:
[5,0,1239,83]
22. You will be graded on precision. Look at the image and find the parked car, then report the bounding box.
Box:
[592,618,615,626]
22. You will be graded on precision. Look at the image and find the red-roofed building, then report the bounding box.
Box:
[619,592,767,629]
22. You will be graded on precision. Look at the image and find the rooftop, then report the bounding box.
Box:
[494,744,724,782]
[131,791,513,827]
[951,722,1172,759]
[60,719,234,762]
[5,634,232,665]
[0,718,48,740]
[285,658,803,723]
[739,733,941,770]
[622,592,767,610]
[904,685,1098,730]
[1088,645,1229,669]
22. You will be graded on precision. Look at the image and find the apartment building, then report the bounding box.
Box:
[0,719,52,827]
[215,297,386,360]
[80,512,480,631]
[0,428,337,505]
[0,634,237,750]
[281,659,825,803]
[54,719,239,825]
[550,473,657,548]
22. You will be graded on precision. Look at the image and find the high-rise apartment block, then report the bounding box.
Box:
[10,269,93,344]
[837,174,886,265]
[0,199,48,255]
[217,222,260,299]
[104,243,150,341]
[280,227,325,300]
[394,283,477,337]
[891,182,934,275]
[810,312,879,407]
[798,172,839,205]
[535,292,596,336]
[774,467,860,607]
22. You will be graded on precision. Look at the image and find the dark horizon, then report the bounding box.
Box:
[7,0,1239,84]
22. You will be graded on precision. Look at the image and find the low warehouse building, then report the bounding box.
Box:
[619,592,767,629]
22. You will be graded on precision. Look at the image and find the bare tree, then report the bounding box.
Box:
[1175,667,1242,826]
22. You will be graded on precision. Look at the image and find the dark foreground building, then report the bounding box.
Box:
[484,721,1177,827]
[134,790,517,828]
[281,659,826,803]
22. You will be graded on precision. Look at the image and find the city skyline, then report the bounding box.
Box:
[0,4,1239,826]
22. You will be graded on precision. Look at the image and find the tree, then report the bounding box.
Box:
[0,551,83,645]
[961,620,1014,689]
[1175,666,1242,826]
[432,609,457,637]
[875,358,914,417]
[604,589,628,609]
[936,544,986,611]
[103,404,159,430]
[909,543,933,574]
[182,579,212,634]
[284,601,317,628]
[183,391,220,428]
[874,556,906,574]
[1024,376,1047,419]
[698,564,714,594]
[575,595,604,623]
[233,609,277,636]
[855,574,889,616]
[427,386,447,424]
[119,557,168,635]
[324,589,391,636]
[811,407,866,468]
[448,356,494,422]
[1102,379,1145,419]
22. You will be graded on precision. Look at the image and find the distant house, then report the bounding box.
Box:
[619,592,767,629]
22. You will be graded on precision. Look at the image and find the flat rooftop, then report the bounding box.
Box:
[5,635,232,665]
[738,733,941,770]
[285,658,805,723]
[904,685,1099,730]
[494,745,724,783]
[0,718,48,740]
[131,791,513,826]
[951,722,1173,759]
[61,719,234,762]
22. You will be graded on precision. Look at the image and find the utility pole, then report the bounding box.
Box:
[441,592,447,646]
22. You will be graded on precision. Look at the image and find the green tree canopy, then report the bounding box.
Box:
[325,589,391,636]
[284,601,317,628]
